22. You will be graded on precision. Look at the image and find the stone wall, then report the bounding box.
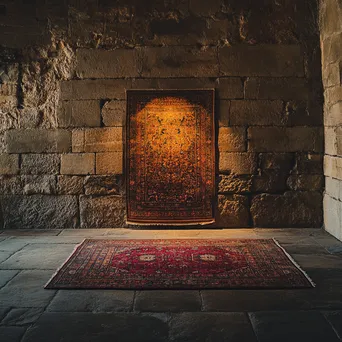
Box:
[320,0,342,240]
[0,0,323,229]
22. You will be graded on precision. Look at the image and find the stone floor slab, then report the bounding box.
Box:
[134,290,201,312]
[0,307,11,322]
[22,312,169,342]
[0,270,19,288]
[0,270,56,308]
[291,254,342,269]
[47,290,134,312]
[0,238,28,252]
[323,311,342,340]
[0,251,13,263]
[1,230,61,236]
[1,308,44,326]
[169,312,257,342]
[249,311,340,342]
[0,243,75,270]
[0,326,27,342]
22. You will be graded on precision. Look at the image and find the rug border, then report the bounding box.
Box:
[44,238,316,290]
[273,238,316,288]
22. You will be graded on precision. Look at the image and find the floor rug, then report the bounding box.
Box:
[45,239,315,289]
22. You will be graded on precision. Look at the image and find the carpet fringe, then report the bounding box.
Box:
[44,238,87,289]
[273,238,316,288]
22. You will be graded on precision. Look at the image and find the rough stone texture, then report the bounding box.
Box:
[5,130,71,153]
[101,101,125,127]
[218,127,246,152]
[0,195,79,229]
[217,194,250,227]
[219,153,257,174]
[218,100,230,127]
[217,78,244,99]
[84,176,123,195]
[287,175,324,191]
[0,153,19,174]
[0,176,24,195]
[96,152,123,174]
[61,154,95,175]
[295,153,323,174]
[250,192,323,227]
[57,176,84,195]
[248,127,323,152]
[218,174,252,194]
[252,170,288,193]
[79,195,125,228]
[72,129,84,153]
[21,154,60,175]
[84,128,122,152]
[22,175,57,195]
[58,100,101,127]
[230,100,284,126]
[219,45,304,77]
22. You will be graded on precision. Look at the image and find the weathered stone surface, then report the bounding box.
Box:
[47,290,134,313]
[58,100,101,127]
[295,153,323,174]
[252,170,288,193]
[22,313,168,342]
[140,46,219,77]
[72,129,84,153]
[325,102,342,126]
[218,78,244,99]
[169,313,256,342]
[250,192,323,227]
[5,129,71,153]
[230,100,284,126]
[287,175,323,191]
[259,153,294,171]
[0,176,23,194]
[2,308,44,326]
[248,127,323,152]
[189,0,221,16]
[286,100,323,126]
[57,176,84,195]
[79,195,125,228]
[219,45,304,77]
[96,152,123,174]
[218,100,230,127]
[84,127,122,152]
[324,194,342,241]
[60,79,131,100]
[219,152,257,174]
[218,127,246,152]
[61,154,95,175]
[249,311,340,342]
[218,174,252,194]
[0,195,79,229]
[84,176,123,195]
[0,153,19,174]
[217,194,250,227]
[21,154,60,175]
[324,155,342,180]
[22,175,57,195]
[245,77,308,100]
[76,49,140,78]
[101,100,125,127]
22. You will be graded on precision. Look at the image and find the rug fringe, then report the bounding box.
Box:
[44,238,87,289]
[272,238,316,288]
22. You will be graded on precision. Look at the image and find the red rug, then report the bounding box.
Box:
[45,239,315,289]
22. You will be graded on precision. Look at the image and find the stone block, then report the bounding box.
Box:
[325,102,342,126]
[218,100,230,127]
[5,129,71,153]
[219,152,257,174]
[324,194,342,242]
[219,45,304,77]
[72,129,84,153]
[324,86,342,107]
[21,154,60,175]
[140,46,219,77]
[286,100,323,126]
[0,153,19,174]
[287,175,323,191]
[0,195,79,229]
[218,174,252,193]
[84,175,123,195]
[217,194,250,227]
[245,77,308,100]
[252,170,288,193]
[60,79,131,100]
[189,0,221,16]
[22,175,57,195]
[96,152,123,174]
[101,100,125,127]
[250,191,323,227]
[324,155,342,180]
[325,176,341,200]
[79,195,125,228]
[84,128,122,152]
[218,127,246,152]
[230,100,284,126]
[61,154,95,175]
[57,176,84,195]
[295,153,323,174]
[58,100,101,127]
[76,48,140,78]
[248,127,323,152]
[218,78,244,99]
[0,175,23,194]
[259,153,294,171]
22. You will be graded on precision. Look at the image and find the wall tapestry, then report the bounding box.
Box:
[126,89,215,225]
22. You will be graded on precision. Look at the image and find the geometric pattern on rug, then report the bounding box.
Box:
[45,239,315,289]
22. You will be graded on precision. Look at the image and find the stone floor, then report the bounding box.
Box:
[0,228,342,342]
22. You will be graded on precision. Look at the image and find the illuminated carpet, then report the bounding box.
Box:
[126,90,215,225]
[45,239,315,289]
